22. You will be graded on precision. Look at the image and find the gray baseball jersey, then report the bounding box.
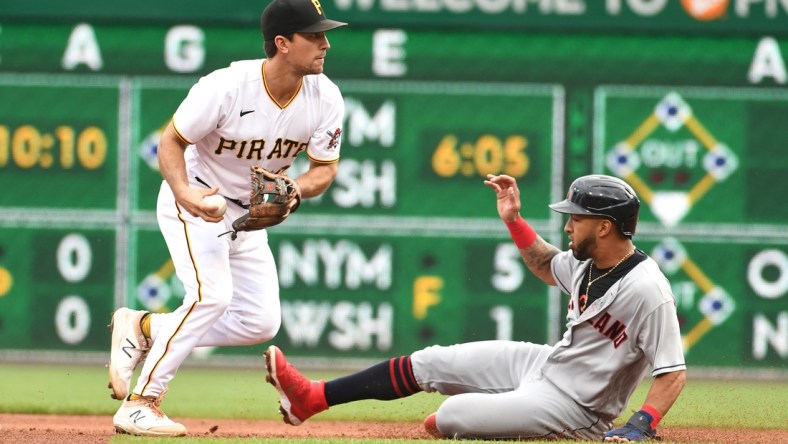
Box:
[546,250,686,417]
[411,249,685,440]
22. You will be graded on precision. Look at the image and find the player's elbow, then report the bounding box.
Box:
[540,272,558,286]
[531,268,556,286]
[657,369,687,395]
[673,370,687,391]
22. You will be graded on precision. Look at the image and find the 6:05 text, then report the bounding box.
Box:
[432,133,529,178]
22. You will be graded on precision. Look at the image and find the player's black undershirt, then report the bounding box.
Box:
[579,249,648,313]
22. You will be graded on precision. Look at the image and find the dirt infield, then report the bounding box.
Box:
[1,414,786,443]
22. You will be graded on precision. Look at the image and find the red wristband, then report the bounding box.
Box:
[640,405,663,429]
[505,214,537,249]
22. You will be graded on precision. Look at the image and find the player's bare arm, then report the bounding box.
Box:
[640,370,686,418]
[296,160,338,199]
[485,174,560,285]
[518,238,559,285]
[604,370,686,442]
[158,122,223,223]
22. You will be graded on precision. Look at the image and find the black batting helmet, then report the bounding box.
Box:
[549,175,640,237]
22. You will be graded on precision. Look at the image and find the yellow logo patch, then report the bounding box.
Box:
[311,0,323,15]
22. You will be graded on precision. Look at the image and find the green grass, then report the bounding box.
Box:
[0,363,443,421]
[1,363,786,443]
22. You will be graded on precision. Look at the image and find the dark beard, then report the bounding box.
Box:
[571,236,596,261]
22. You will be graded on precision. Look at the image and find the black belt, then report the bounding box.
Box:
[195,176,249,209]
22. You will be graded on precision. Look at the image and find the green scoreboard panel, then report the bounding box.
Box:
[594,86,788,227]
[131,79,563,218]
[0,77,120,209]
[636,238,787,367]
[132,228,554,358]
[0,73,565,359]
[0,228,115,350]
[130,78,565,357]
[0,17,786,370]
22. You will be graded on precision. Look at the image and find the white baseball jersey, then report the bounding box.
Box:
[172,58,344,203]
[133,59,344,398]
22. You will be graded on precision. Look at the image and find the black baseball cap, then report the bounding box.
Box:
[261,0,347,41]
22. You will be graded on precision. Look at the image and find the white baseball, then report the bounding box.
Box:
[203,194,227,216]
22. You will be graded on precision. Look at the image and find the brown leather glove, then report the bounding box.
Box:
[230,166,301,237]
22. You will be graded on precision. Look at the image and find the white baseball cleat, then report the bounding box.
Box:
[107,308,151,400]
[113,391,186,437]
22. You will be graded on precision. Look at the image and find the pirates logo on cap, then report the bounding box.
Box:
[311,0,323,15]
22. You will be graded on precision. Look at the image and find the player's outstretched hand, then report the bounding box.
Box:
[483,174,521,223]
[602,411,658,442]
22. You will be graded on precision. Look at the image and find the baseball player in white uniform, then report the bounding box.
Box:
[107,0,347,436]
[263,174,686,442]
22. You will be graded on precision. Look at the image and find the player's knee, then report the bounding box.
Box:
[237,314,281,345]
[249,320,280,344]
[433,401,471,438]
[201,291,233,314]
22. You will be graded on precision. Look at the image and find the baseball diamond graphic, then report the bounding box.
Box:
[138,122,169,171]
[606,92,739,227]
[600,90,748,354]
[652,238,735,353]
[136,259,180,313]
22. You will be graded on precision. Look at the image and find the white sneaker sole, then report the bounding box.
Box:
[114,419,186,437]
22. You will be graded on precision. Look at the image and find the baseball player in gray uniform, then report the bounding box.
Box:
[106,0,347,437]
[263,174,686,441]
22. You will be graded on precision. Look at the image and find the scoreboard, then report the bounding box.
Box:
[0,4,786,370]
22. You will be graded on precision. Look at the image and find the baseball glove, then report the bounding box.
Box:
[229,166,301,238]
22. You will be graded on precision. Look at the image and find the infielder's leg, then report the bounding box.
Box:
[132,184,236,397]
[131,183,282,399]
[113,184,238,437]
[147,229,281,347]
